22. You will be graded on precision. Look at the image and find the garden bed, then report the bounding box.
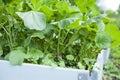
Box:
[0,48,110,80]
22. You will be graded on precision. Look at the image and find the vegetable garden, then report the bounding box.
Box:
[0,0,120,80]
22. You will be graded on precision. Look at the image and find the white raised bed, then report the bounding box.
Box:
[0,48,110,80]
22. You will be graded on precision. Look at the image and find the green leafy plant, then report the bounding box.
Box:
[0,0,120,71]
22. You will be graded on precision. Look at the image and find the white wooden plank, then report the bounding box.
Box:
[0,60,90,80]
[102,48,110,64]
[90,49,110,80]
[0,49,110,80]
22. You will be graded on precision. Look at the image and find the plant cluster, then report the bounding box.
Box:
[102,8,120,80]
[0,0,120,70]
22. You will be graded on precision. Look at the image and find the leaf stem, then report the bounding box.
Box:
[2,25,13,49]
[57,29,61,54]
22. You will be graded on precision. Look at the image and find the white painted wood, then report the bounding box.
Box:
[0,60,90,80]
[0,49,110,80]
[102,48,110,64]
[90,48,110,80]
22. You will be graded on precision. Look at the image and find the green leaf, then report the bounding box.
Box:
[102,17,111,23]
[105,24,120,41]
[111,41,120,48]
[31,31,45,39]
[77,62,85,69]
[68,32,79,45]
[69,12,82,20]
[105,24,120,48]
[74,0,96,13]
[83,58,96,70]
[79,28,89,37]
[42,54,57,66]
[9,50,25,65]
[58,18,78,29]
[43,24,55,34]
[41,5,54,22]
[68,20,80,29]
[68,6,80,13]
[0,32,2,37]
[24,31,45,47]
[23,37,31,47]
[42,59,57,67]
[97,20,105,31]
[0,47,3,56]
[0,0,4,6]
[59,60,65,67]
[27,49,44,60]
[95,33,111,49]
[83,58,96,66]
[4,54,10,60]
[16,11,46,30]
[16,1,25,11]
[43,0,53,4]
[27,0,43,11]
[74,0,87,13]
[83,15,103,25]
[66,55,74,61]
[56,1,69,14]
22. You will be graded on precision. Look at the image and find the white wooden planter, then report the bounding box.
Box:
[0,48,110,80]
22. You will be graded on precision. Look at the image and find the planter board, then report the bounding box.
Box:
[0,48,110,80]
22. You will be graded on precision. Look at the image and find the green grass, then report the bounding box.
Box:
[103,47,120,80]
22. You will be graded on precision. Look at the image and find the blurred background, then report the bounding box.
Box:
[97,0,120,80]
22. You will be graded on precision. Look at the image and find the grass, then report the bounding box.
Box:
[103,47,120,80]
